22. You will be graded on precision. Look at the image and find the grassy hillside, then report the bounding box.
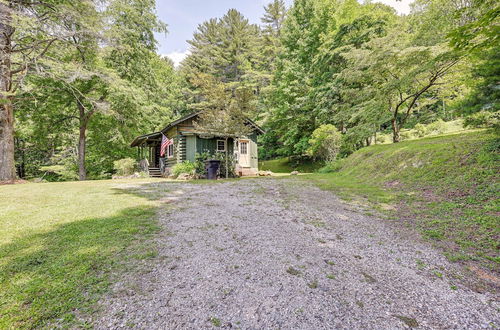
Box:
[259,157,323,173]
[0,179,164,328]
[306,130,499,269]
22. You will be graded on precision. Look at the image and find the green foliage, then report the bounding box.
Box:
[318,160,345,173]
[375,134,387,144]
[400,130,414,141]
[113,158,137,176]
[211,152,237,178]
[259,157,322,173]
[194,152,211,176]
[414,123,428,137]
[463,111,500,129]
[172,161,197,177]
[9,0,499,182]
[13,0,181,181]
[427,119,447,135]
[308,124,342,161]
[39,165,79,182]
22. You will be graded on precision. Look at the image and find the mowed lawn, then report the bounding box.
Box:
[0,179,165,328]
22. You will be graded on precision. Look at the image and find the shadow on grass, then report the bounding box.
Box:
[0,205,160,328]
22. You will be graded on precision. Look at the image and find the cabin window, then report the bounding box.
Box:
[167,143,174,158]
[240,141,248,155]
[217,140,226,152]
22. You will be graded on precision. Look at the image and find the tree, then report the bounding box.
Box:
[183,9,260,84]
[448,0,500,113]
[0,0,95,181]
[311,8,395,148]
[343,30,459,142]
[13,0,174,181]
[192,73,253,178]
[265,0,334,156]
[181,8,263,122]
[258,0,287,78]
[308,124,342,162]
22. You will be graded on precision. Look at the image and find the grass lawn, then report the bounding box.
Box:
[259,157,323,173]
[303,130,499,269]
[0,178,167,328]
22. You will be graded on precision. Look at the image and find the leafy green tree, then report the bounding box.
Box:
[448,0,499,113]
[308,124,342,162]
[342,28,459,142]
[192,73,253,178]
[14,0,175,180]
[0,0,98,181]
[265,0,334,156]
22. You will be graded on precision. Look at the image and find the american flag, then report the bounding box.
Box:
[160,134,172,157]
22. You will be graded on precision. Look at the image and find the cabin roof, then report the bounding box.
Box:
[130,112,265,147]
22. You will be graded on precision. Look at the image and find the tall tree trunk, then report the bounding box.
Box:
[77,100,88,181]
[391,118,400,143]
[0,101,15,181]
[225,137,229,179]
[0,4,16,181]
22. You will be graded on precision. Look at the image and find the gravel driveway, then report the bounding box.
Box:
[96,178,499,329]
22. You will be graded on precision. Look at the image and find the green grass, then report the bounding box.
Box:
[0,178,166,328]
[259,157,323,173]
[303,130,499,267]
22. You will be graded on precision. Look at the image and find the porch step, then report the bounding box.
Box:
[148,167,162,178]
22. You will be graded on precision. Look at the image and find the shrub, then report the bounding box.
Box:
[194,152,211,176]
[463,111,499,129]
[414,123,428,137]
[172,161,197,177]
[375,134,387,144]
[400,130,413,141]
[428,119,446,135]
[308,124,342,162]
[211,152,237,178]
[39,165,79,181]
[318,160,345,173]
[113,158,136,176]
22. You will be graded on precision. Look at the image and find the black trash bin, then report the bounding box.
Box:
[205,159,221,180]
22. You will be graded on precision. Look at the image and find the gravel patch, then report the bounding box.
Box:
[94,178,499,329]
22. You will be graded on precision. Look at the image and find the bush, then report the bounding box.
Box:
[308,124,342,162]
[428,119,446,135]
[113,158,137,176]
[211,152,237,178]
[414,123,428,137]
[39,165,79,181]
[463,111,499,129]
[172,161,196,177]
[375,134,387,144]
[400,130,413,141]
[194,152,211,176]
[318,160,345,173]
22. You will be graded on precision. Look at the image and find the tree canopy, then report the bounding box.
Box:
[1,0,497,181]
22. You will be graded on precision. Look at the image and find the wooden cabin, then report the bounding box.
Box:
[130,112,264,177]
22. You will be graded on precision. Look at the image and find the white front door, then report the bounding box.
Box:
[238,140,250,167]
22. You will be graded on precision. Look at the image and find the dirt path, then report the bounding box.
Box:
[96,178,498,329]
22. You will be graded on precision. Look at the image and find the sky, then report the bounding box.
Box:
[155,0,414,66]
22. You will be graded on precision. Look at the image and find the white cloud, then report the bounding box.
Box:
[370,0,413,15]
[163,50,190,67]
